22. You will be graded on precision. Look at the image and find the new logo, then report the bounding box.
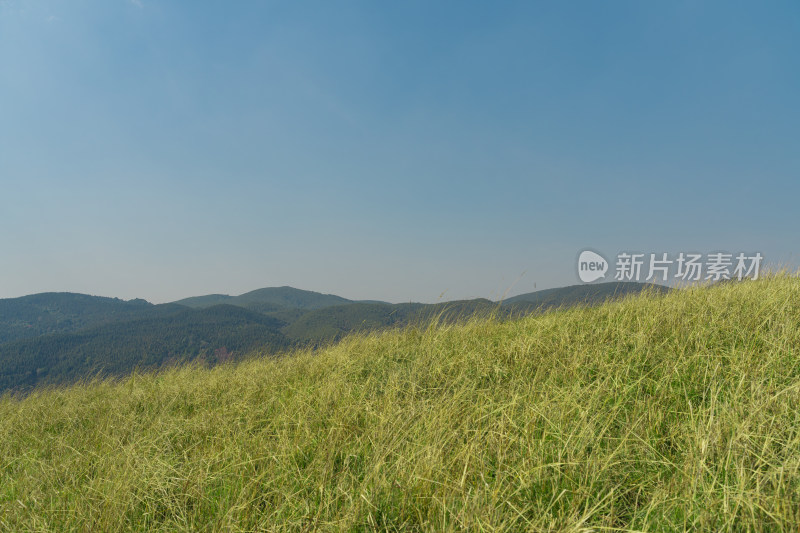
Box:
[578,250,608,283]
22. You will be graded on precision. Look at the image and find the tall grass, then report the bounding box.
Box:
[1,275,799,531]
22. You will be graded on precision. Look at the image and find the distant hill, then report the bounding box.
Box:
[283,302,413,344]
[169,294,231,308]
[173,286,355,310]
[503,282,670,310]
[0,282,669,393]
[0,304,288,392]
[283,299,500,345]
[0,293,158,344]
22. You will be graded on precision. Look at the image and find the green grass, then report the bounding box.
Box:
[1,275,799,531]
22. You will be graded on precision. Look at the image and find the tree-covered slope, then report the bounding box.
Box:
[0,292,159,344]
[0,282,666,393]
[283,299,500,345]
[503,281,669,309]
[173,286,354,310]
[0,304,288,393]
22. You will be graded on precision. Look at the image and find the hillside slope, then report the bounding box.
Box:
[282,298,499,344]
[503,281,669,308]
[0,292,155,344]
[173,286,355,310]
[0,305,288,392]
[0,284,663,393]
[2,276,797,530]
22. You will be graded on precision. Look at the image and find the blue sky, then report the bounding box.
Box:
[1,1,798,303]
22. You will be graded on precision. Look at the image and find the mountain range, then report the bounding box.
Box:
[0,282,668,393]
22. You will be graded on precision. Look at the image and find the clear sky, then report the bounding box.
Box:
[1,1,798,304]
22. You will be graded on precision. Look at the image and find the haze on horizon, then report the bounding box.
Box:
[1,1,798,304]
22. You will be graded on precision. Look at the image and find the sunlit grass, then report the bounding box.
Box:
[1,274,799,531]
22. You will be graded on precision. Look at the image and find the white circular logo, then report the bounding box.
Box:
[577,250,608,283]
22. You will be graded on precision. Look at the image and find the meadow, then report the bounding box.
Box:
[1,275,799,531]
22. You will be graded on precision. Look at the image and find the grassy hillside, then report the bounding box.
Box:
[1,276,798,530]
[0,284,662,393]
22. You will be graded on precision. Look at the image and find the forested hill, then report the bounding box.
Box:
[0,304,289,392]
[0,292,159,344]
[0,282,667,393]
[173,286,358,311]
[281,298,506,345]
[503,281,670,309]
